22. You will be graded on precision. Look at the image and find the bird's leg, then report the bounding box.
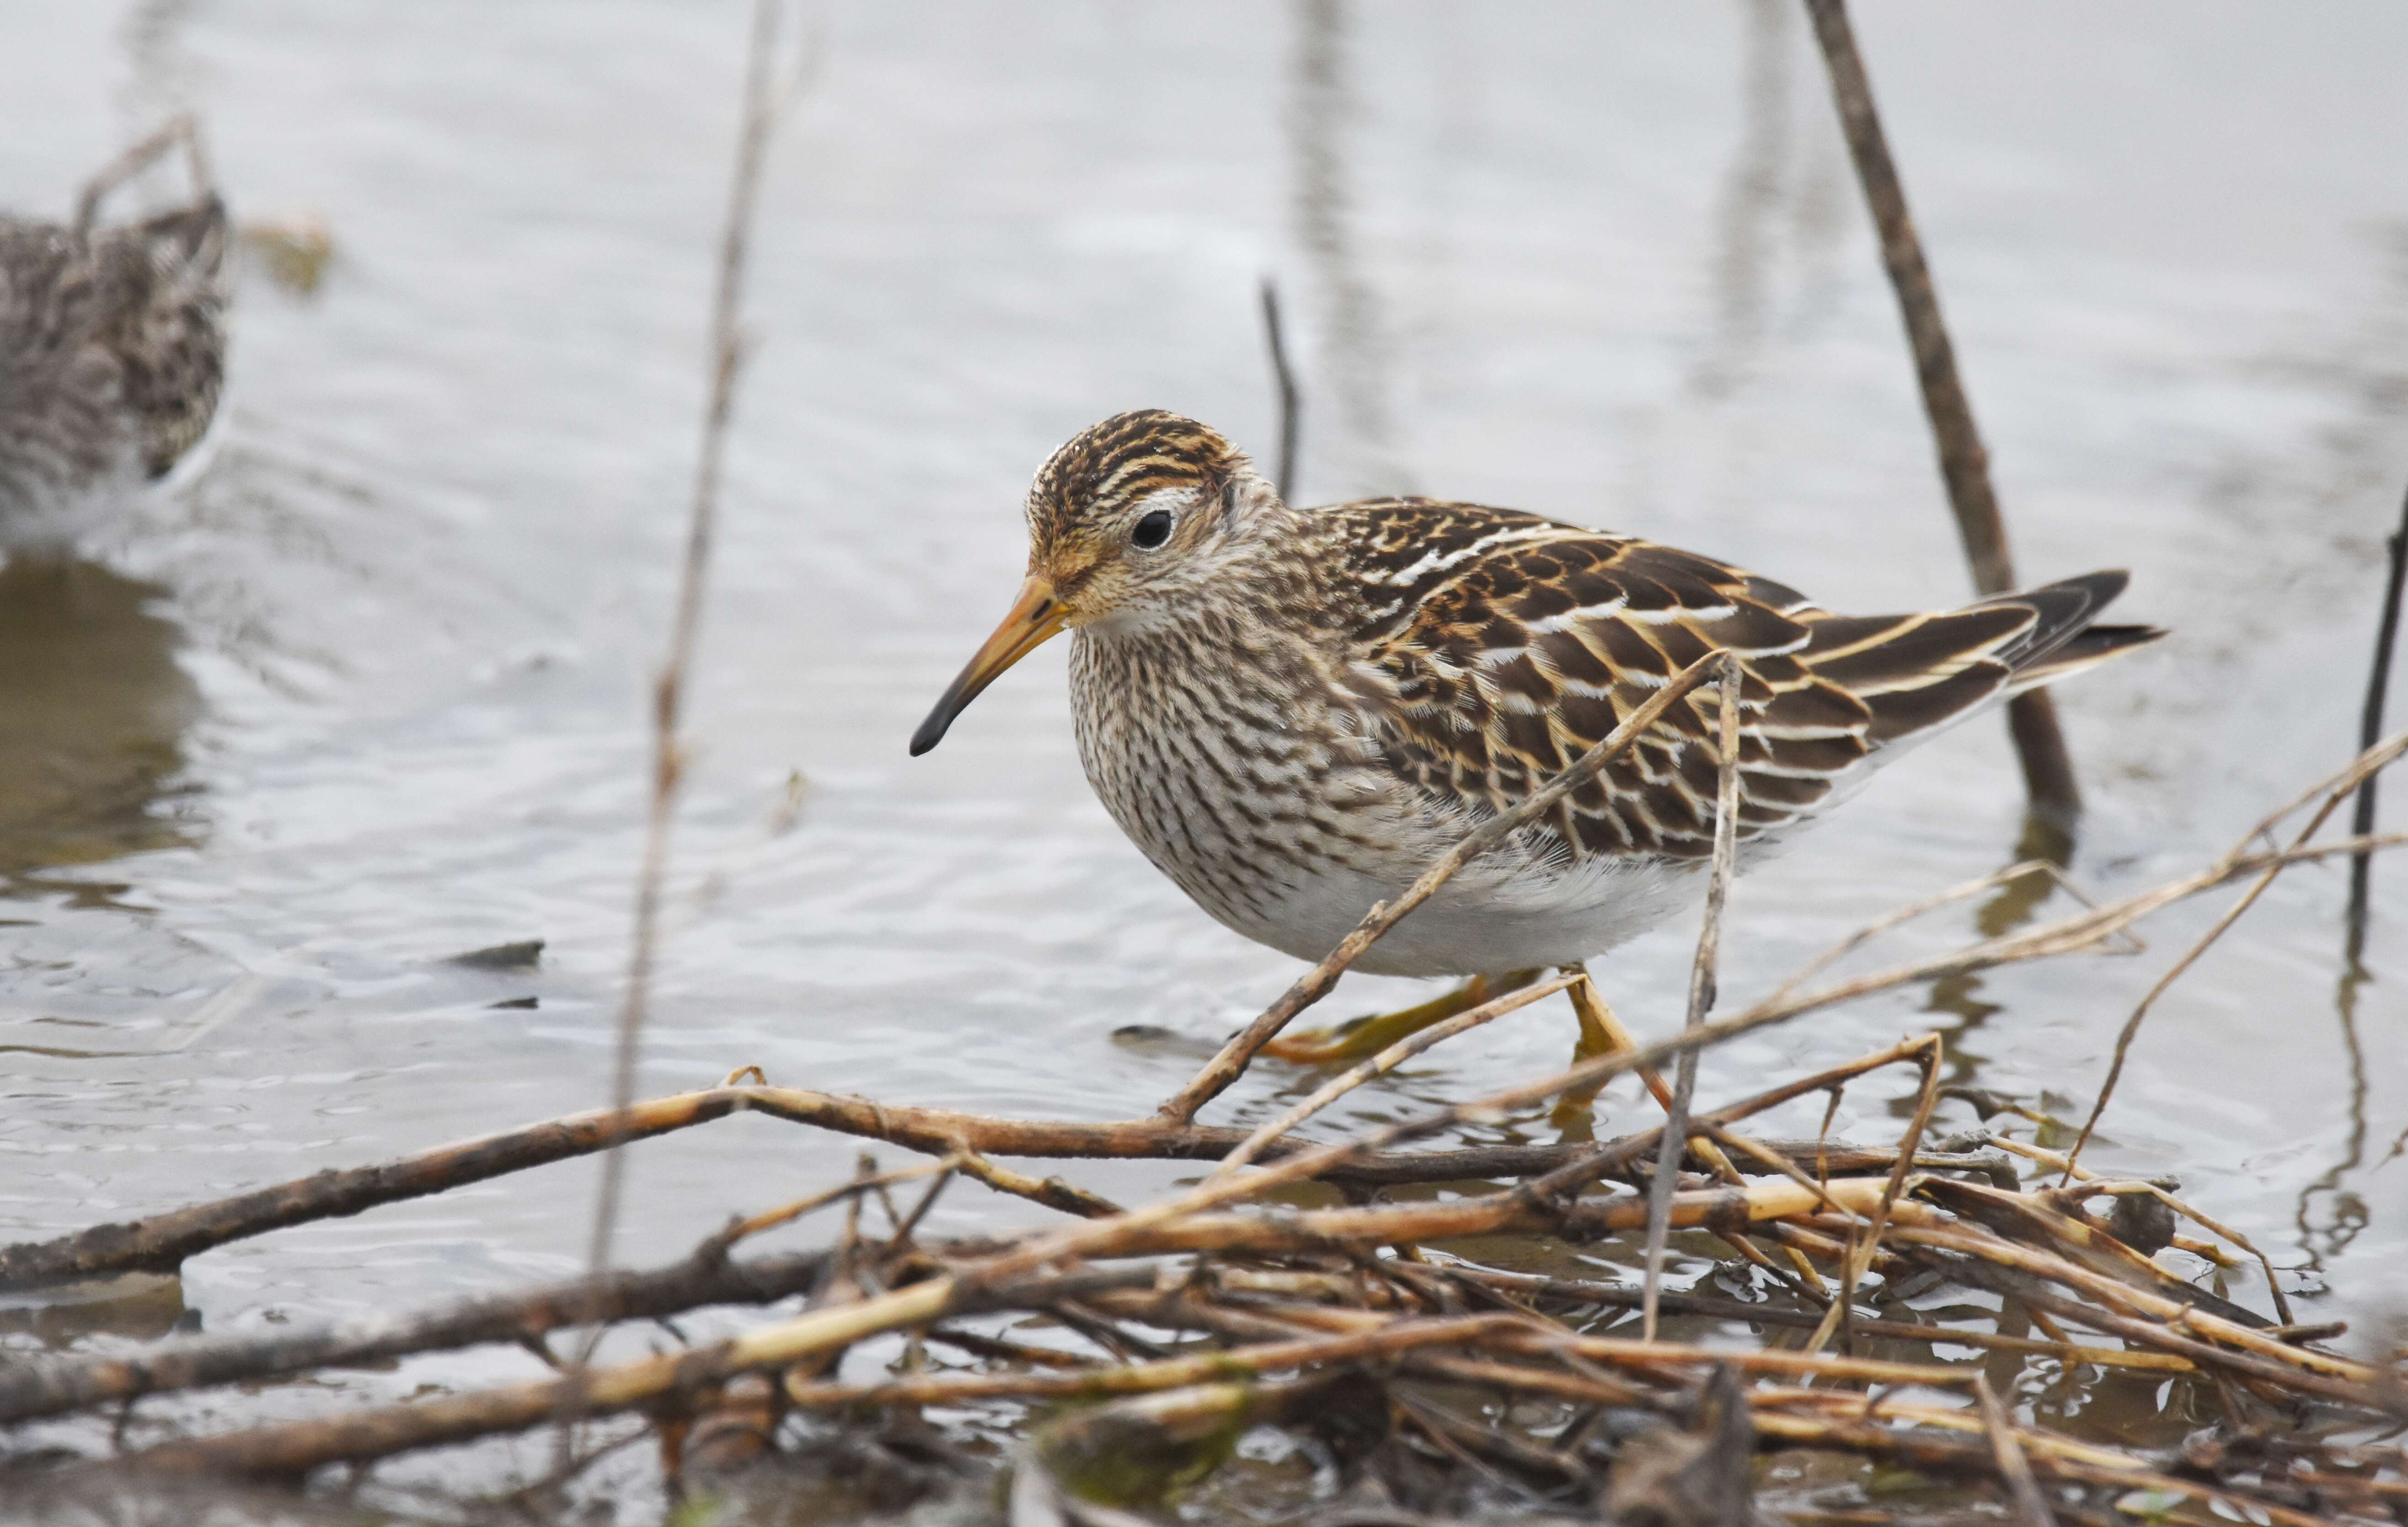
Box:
[1550,964,1637,1138]
[1261,969,1544,1066]
[1550,963,1723,1140]
[1552,968,1813,1286]
[1550,967,1753,1195]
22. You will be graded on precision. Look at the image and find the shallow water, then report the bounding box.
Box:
[3,0,2405,1504]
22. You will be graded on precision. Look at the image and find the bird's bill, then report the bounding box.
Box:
[909,576,1067,755]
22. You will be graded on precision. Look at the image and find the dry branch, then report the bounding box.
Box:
[107,1264,1151,1479]
[1643,656,1741,1338]
[0,1088,761,1292]
[0,1076,2006,1297]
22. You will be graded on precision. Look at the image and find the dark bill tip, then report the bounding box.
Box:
[908,710,951,756]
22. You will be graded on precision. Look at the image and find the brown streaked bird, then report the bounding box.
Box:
[912,410,2162,1062]
[0,116,229,557]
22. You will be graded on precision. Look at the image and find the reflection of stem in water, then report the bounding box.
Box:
[2292,963,2371,1270]
[1913,818,2071,1100]
[119,0,197,125]
[1691,0,1793,401]
[1287,0,1407,500]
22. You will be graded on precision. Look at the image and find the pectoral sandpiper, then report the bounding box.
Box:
[0,117,228,556]
[912,410,2161,1064]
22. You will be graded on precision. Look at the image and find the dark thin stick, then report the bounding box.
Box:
[586,0,791,1283]
[97,1268,1155,1480]
[2347,482,2408,958]
[1642,657,1742,1339]
[1259,277,1301,504]
[1161,648,1733,1124]
[1802,0,2081,828]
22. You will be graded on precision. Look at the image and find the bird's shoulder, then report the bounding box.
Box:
[1319,499,1877,859]
[1323,497,1819,667]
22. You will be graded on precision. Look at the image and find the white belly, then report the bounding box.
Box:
[1217,850,1712,977]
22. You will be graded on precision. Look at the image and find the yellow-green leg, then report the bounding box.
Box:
[1261,968,1545,1065]
[1549,964,1754,1185]
[1550,963,1629,1137]
[1549,966,1817,1287]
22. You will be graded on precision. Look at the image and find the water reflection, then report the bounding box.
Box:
[1691,0,1792,401]
[1287,0,1410,501]
[2294,963,2371,1268]
[0,558,203,880]
[120,0,197,120]
[1916,821,2075,1098]
[0,1272,187,1346]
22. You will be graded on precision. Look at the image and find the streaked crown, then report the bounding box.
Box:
[1026,409,1244,547]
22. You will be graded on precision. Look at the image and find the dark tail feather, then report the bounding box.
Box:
[1972,569,2131,672]
[2007,621,2166,689]
[1800,569,2162,746]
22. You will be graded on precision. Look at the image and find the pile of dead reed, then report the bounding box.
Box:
[4,697,2405,1524]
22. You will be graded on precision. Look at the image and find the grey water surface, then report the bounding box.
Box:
[2,0,2404,1500]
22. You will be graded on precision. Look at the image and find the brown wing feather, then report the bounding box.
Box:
[1336,503,2152,863]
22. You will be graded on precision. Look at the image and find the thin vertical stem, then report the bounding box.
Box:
[1259,278,1301,505]
[585,0,787,1289]
[2346,483,2408,959]
[1642,656,1742,1340]
[1801,0,2082,828]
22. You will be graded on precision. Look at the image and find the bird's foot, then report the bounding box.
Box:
[1260,969,1545,1066]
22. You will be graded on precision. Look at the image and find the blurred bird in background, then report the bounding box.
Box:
[0,114,227,559]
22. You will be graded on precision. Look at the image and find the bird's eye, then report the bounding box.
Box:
[1131,509,1174,549]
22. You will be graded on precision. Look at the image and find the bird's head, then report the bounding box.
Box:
[910,411,1274,755]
